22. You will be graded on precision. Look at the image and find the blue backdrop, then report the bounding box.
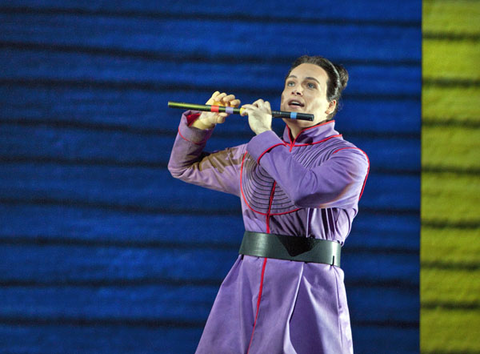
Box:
[0,1,421,353]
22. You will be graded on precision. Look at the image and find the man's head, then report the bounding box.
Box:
[281,55,349,123]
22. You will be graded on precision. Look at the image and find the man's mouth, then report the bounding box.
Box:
[288,100,304,108]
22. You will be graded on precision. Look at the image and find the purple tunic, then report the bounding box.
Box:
[168,112,369,354]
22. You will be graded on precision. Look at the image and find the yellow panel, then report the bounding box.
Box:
[422,126,480,169]
[423,40,480,80]
[422,172,480,223]
[422,227,480,264]
[421,308,480,352]
[423,0,480,34]
[422,86,480,121]
[422,267,480,303]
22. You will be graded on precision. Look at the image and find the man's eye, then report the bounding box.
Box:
[287,81,295,87]
[307,83,317,89]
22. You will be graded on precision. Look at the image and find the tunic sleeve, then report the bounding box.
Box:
[167,111,246,197]
[246,130,369,209]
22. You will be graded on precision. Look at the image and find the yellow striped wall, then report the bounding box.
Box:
[422,0,480,352]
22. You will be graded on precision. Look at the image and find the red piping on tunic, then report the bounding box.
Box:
[332,147,370,200]
[286,120,336,145]
[246,174,277,354]
[256,143,287,164]
[177,127,204,146]
[246,257,268,354]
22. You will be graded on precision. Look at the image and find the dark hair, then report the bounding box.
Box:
[286,55,349,119]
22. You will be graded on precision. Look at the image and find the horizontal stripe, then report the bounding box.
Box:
[350,320,418,329]
[423,32,480,42]
[0,156,419,176]
[0,6,421,28]
[0,235,418,256]
[421,351,480,354]
[0,78,420,101]
[0,40,421,67]
[0,315,205,328]
[423,118,480,128]
[0,315,417,330]
[0,198,419,216]
[0,117,422,140]
[422,220,480,230]
[421,301,480,311]
[0,278,417,290]
[421,261,480,271]
[423,78,480,88]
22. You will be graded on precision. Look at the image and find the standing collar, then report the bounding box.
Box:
[283,120,341,145]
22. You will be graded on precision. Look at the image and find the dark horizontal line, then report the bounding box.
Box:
[346,279,418,291]
[0,79,420,101]
[0,6,422,28]
[0,235,418,256]
[0,40,421,67]
[421,350,480,354]
[0,277,224,288]
[0,117,421,140]
[0,117,173,137]
[423,31,480,42]
[0,315,205,329]
[0,156,418,176]
[423,118,480,129]
[422,220,480,230]
[423,78,480,88]
[0,198,419,217]
[421,261,480,271]
[0,277,417,290]
[372,168,419,176]
[0,235,239,251]
[422,301,480,311]
[0,316,417,330]
[351,319,418,329]
[422,166,480,176]
[0,197,240,216]
[344,246,419,256]
[0,155,168,169]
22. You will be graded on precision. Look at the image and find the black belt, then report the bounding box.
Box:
[239,231,341,267]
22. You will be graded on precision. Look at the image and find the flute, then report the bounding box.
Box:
[167,101,314,121]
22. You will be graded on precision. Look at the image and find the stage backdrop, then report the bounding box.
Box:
[0,1,421,353]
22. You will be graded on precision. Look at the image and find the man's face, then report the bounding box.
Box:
[280,63,335,126]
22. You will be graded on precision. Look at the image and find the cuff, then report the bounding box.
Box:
[247,130,286,164]
[178,111,214,145]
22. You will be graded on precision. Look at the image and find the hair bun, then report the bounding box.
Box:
[334,64,349,90]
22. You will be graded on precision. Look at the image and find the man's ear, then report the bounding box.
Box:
[326,100,337,115]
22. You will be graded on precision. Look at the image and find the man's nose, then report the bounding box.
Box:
[293,87,303,95]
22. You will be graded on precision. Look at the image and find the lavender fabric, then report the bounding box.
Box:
[168,112,369,354]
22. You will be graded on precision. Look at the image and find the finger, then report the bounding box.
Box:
[252,99,265,107]
[206,91,221,104]
[264,101,271,110]
[222,94,237,104]
[214,92,227,103]
[230,98,241,107]
[239,104,252,116]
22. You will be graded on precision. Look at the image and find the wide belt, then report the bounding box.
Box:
[239,231,341,267]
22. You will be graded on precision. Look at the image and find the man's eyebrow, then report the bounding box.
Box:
[305,77,321,84]
[286,75,321,84]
